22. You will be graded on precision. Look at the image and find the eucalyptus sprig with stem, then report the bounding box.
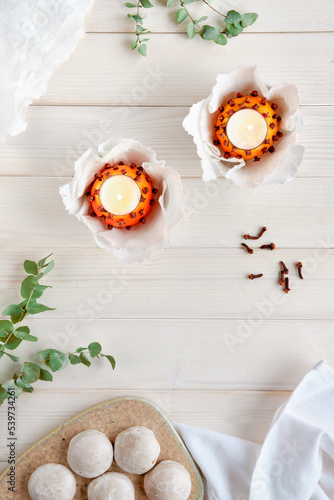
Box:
[174,2,258,45]
[125,0,258,54]
[125,0,153,56]
[0,255,115,406]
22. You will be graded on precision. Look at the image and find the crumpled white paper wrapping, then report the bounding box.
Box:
[60,139,187,263]
[0,0,93,142]
[183,66,305,189]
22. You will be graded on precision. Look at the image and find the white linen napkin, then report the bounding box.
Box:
[175,361,334,500]
[0,0,93,141]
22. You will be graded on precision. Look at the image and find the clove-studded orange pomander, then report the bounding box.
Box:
[215,91,283,162]
[88,162,158,229]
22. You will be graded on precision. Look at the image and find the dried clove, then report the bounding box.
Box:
[296,262,303,279]
[244,227,267,240]
[261,243,276,250]
[284,277,291,293]
[241,243,254,254]
[280,261,289,274]
[249,273,263,280]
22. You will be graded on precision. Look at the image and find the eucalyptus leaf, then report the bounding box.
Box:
[127,13,144,24]
[177,8,188,24]
[26,303,55,315]
[131,40,138,50]
[24,260,38,275]
[40,261,55,278]
[69,354,81,365]
[3,304,24,324]
[195,16,208,23]
[225,10,242,25]
[33,285,51,293]
[225,22,243,36]
[79,353,91,367]
[3,351,20,362]
[15,378,33,392]
[214,33,227,45]
[22,362,40,384]
[0,387,8,404]
[38,367,53,382]
[0,320,14,333]
[1,380,22,397]
[41,350,68,372]
[139,0,153,7]
[102,354,116,369]
[138,43,147,56]
[242,13,258,28]
[5,335,22,351]
[200,25,220,40]
[166,0,173,6]
[14,328,37,342]
[38,254,53,268]
[21,276,36,299]
[0,330,8,341]
[39,348,63,360]
[183,0,199,4]
[124,2,137,6]
[75,347,87,353]
[88,342,102,358]
[187,21,195,39]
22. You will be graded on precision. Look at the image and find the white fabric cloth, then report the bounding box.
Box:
[0,0,93,141]
[175,361,334,500]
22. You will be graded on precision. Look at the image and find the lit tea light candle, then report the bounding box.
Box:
[89,163,158,229]
[226,109,267,150]
[99,175,141,216]
[215,91,282,162]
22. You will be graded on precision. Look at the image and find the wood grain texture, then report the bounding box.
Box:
[1,177,334,249]
[1,0,334,469]
[1,105,333,178]
[0,319,331,392]
[35,33,334,106]
[1,248,334,320]
[0,389,290,464]
[86,0,334,33]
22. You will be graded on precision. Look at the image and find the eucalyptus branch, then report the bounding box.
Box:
[0,255,116,406]
[124,0,258,53]
[125,0,153,56]
[0,343,115,404]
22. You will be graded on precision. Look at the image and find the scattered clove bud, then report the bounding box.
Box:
[261,243,276,250]
[241,243,254,254]
[280,261,289,274]
[244,226,267,240]
[249,273,263,280]
[279,271,285,286]
[296,262,303,279]
[284,277,291,293]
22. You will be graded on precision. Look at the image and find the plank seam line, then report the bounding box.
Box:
[31,103,334,108]
[84,31,334,35]
[11,388,292,394]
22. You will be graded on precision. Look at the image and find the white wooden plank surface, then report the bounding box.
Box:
[0,389,290,463]
[86,0,334,33]
[1,0,334,478]
[1,106,333,178]
[1,248,333,320]
[1,177,334,249]
[0,319,331,392]
[35,33,334,106]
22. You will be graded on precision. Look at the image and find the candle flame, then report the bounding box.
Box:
[247,125,254,131]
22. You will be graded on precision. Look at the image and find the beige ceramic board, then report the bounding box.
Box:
[0,396,204,499]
